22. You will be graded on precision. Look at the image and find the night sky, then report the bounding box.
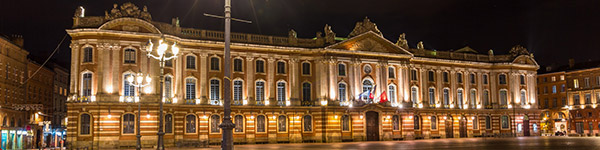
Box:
[1,0,599,70]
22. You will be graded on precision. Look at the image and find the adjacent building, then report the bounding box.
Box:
[66,3,541,149]
[51,64,68,146]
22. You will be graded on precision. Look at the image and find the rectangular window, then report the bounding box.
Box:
[428,71,434,82]
[411,70,417,81]
[597,76,600,86]
[457,73,463,83]
[256,82,265,103]
[186,79,196,100]
[277,61,285,74]
[277,82,286,105]
[431,116,437,130]
[560,75,564,81]
[392,115,399,131]
[165,77,172,98]
[83,47,93,63]
[585,78,590,88]
[551,76,556,82]
[186,56,196,69]
[562,97,567,107]
[561,84,565,92]
[388,67,395,79]
[585,93,592,104]
[552,85,557,93]
[544,99,549,109]
[256,115,266,132]
[473,117,478,130]
[124,49,136,64]
[165,114,173,133]
[342,115,351,131]
[210,57,220,71]
[574,94,580,105]
[233,59,243,72]
[552,98,558,108]
[337,63,345,76]
[499,74,507,84]
[443,72,449,83]
[501,116,509,129]
[483,74,488,84]
[428,88,435,106]
[256,60,265,73]
[520,75,525,85]
[485,117,491,130]
[574,79,579,88]
[303,62,311,75]
[470,74,475,84]
[233,81,242,104]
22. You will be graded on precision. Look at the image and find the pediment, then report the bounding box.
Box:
[326,31,412,55]
[99,17,161,34]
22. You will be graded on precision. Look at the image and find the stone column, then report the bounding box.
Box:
[352,59,362,100]
[490,72,498,109]
[348,60,356,101]
[436,70,443,107]
[401,64,410,103]
[96,44,105,95]
[245,55,255,105]
[464,71,470,109]
[450,70,456,108]
[329,59,337,105]
[174,51,184,104]
[69,43,80,94]
[111,44,121,96]
[199,53,208,104]
[267,57,276,105]
[477,72,483,108]
[289,57,299,105]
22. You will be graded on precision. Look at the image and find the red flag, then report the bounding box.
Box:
[369,93,374,99]
[379,91,388,103]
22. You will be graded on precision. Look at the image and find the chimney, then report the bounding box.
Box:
[569,58,575,68]
[9,35,24,47]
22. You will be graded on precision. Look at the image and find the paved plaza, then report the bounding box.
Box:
[162,137,600,150]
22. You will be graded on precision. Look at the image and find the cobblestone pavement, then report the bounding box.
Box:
[141,136,600,150]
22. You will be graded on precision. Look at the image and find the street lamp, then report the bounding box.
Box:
[146,38,179,150]
[127,72,152,150]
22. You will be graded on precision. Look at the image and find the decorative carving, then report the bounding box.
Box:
[417,41,424,50]
[105,3,152,21]
[74,6,85,18]
[324,24,336,44]
[395,33,408,49]
[348,17,382,38]
[509,45,529,57]
[350,38,386,52]
[288,29,297,38]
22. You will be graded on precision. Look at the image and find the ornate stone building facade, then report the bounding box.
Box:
[66,3,541,149]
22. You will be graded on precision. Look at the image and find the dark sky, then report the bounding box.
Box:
[1,0,599,69]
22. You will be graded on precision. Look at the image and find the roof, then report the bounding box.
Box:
[539,60,600,74]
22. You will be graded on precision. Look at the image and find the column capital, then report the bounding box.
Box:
[267,57,276,63]
[198,53,209,57]
[289,58,299,63]
[245,56,255,62]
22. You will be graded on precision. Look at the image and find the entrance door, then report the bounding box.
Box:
[366,111,380,141]
[523,118,530,136]
[459,117,467,138]
[445,116,453,138]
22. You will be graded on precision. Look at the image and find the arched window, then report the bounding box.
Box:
[123,114,135,134]
[499,74,507,84]
[277,61,285,74]
[210,79,220,105]
[443,89,449,108]
[80,114,91,135]
[338,83,347,105]
[210,57,220,71]
[457,89,463,109]
[342,115,351,131]
[483,90,490,107]
[233,58,243,72]
[82,73,92,97]
[255,60,265,73]
[485,116,491,129]
[302,62,311,75]
[499,90,508,106]
[186,55,196,69]
[302,82,311,105]
[186,114,196,133]
[124,48,136,64]
[234,115,244,132]
[470,89,476,108]
[303,115,312,132]
[431,116,437,130]
[185,78,196,100]
[388,84,396,104]
[428,88,435,106]
[277,82,286,105]
[362,80,373,101]
[388,67,396,78]
[165,114,173,133]
[164,76,173,99]
[124,73,135,97]
[473,116,478,130]
[411,87,418,105]
[501,115,509,129]
[338,63,346,76]
[520,90,527,106]
[210,115,221,133]
[392,115,400,131]
[233,80,243,105]
[256,115,266,132]
[83,47,93,63]
[256,81,265,105]
[278,115,287,132]
[414,115,420,130]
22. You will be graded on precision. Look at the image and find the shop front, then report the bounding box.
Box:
[0,128,31,149]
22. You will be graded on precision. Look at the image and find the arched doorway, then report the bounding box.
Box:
[523,115,530,136]
[366,111,380,141]
[445,115,454,138]
[459,116,467,138]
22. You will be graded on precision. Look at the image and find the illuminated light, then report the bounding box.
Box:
[387,116,391,119]
[171,42,179,55]
[398,104,403,109]
[409,116,413,119]
[321,100,328,106]
[272,115,276,120]
[35,113,39,119]
[286,101,291,106]
[334,115,338,119]
[250,116,254,119]
[450,104,455,108]
[360,115,364,119]
[105,86,113,93]
[127,76,134,83]
[146,114,151,119]
[90,96,96,102]
[593,104,597,108]
[418,104,423,108]
[172,97,178,103]
[515,98,520,104]
[508,105,513,109]
[524,105,531,109]
[136,75,144,84]
[202,115,208,119]
[458,116,461,120]
[157,40,168,57]
[243,100,248,105]
[464,105,469,109]
[436,104,441,108]
[530,99,535,103]
[195,99,200,105]
[265,101,270,106]
[477,105,482,109]
[119,96,124,102]
[162,97,165,103]
[107,114,112,119]
[146,40,154,52]
[135,96,140,103]
[145,75,152,83]
[443,116,447,120]
[471,117,475,120]
[126,97,133,102]
[144,87,152,94]
[562,119,566,122]
[349,103,353,108]
[581,105,585,109]
[428,116,431,119]
[295,116,300,120]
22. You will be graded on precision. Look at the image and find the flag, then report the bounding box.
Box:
[379,91,388,103]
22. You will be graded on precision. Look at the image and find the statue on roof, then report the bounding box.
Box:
[395,33,408,49]
[509,45,529,57]
[105,3,152,21]
[417,41,424,50]
[348,16,383,37]
[74,6,85,18]
[324,24,336,44]
[288,29,297,38]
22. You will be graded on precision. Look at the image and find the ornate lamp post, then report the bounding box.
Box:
[127,72,152,150]
[145,39,179,150]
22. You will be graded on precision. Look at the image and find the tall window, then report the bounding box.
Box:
[411,70,418,81]
[303,82,311,105]
[210,79,220,105]
[499,74,507,84]
[277,82,286,105]
[574,94,580,105]
[392,115,400,130]
[561,84,566,92]
[124,74,135,97]
[485,116,491,129]
[83,47,93,63]
[338,83,346,104]
[233,80,243,105]
[342,115,351,131]
[388,67,395,78]
[483,90,490,107]
[470,74,475,84]
[586,93,592,104]
[211,115,221,133]
[233,59,243,72]
[165,114,173,133]
[483,74,488,84]
[457,89,463,109]
[552,85,557,93]
[428,71,435,82]
[123,114,135,134]
[362,80,373,101]
[473,116,478,129]
[520,75,525,85]
[165,76,172,98]
[185,78,196,100]
[303,115,312,132]
[278,115,287,132]
[186,55,196,69]
[256,115,266,132]
[431,116,437,130]
[277,61,285,74]
[186,115,196,133]
[499,90,508,106]
[165,53,173,67]
[574,79,579,89]
[235,115,244,132]
[520,90,527,105]
[82,73,92,97]
[124,49,136,64]
[585,78,590,87]
[443,89,449,108]
[80,114,91,135]
[443,72,449,82]
[501,116,509,129]
[553,98,558,108]
[302,62,311,75]
[256,60,265,73]
[388,85,396,104]
[428,88,435,106]
[411,87,418,105]
[414,116,420,130]
[470,89,476,108]
[457,73,463,83]
[256,81,265,104]
[210,57,220,71]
